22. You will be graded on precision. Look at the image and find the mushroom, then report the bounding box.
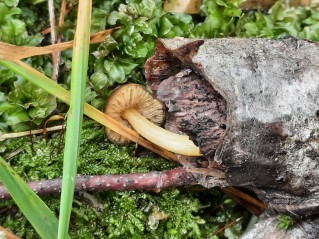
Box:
[104,83,201,156]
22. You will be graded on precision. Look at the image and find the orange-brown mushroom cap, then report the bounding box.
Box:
[104,83,164,143]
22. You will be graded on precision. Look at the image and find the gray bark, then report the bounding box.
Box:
[145,37,319,237]
[241,213,319,239]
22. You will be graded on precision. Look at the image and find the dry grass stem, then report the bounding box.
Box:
[0,28,119,61]
[0,125,66,141]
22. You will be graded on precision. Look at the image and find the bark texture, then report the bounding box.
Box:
[241,213,319,239]
[145,37,319,220]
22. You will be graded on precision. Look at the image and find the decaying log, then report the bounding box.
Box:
[145,37,319,237]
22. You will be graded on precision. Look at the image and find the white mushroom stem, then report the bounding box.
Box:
[122,109,202,156]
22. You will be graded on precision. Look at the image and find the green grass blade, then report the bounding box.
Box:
[0,156,65,239]
[57,0,92,238]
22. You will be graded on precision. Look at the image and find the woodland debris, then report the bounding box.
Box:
[145,37,319,237]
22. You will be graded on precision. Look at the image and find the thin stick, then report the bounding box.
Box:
[0,125,66,141]
[0,28,119,61]
[48,0,59,81]
[58,0,67,28]
[214,217,243,236]
[223,187,267,209]
[52,0,67,81]
[0,168,196,200]
[0,165,266,215]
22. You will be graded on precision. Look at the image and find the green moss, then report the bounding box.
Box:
[4,120,176,181]
[278,214,295,230]
[0,120,249,239]
[0,190,249,239]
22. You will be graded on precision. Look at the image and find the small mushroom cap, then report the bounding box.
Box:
[104,83,165,143]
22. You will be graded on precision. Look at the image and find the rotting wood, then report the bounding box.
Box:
[145,37,319,238]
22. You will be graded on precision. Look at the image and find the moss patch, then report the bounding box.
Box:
[0,120,249,238]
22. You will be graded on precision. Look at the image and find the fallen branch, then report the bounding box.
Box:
[0,167,266,215]
[0,168,196,200]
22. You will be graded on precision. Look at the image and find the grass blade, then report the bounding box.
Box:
[57,0,92,238]
[0,156,64,239]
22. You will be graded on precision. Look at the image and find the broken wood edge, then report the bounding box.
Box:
[145,38,269,215]
[152,37,319,219]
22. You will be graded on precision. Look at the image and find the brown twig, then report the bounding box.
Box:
[223,187,267,210]
[50,0,68,81]
[48,0,59,81]
[58,0,67,29]
[0,168,196,200]
[214,217,243,236]
[0,125,66,141]
[222,187,266,216]
[41,2,73,35]
[0,166,267,215]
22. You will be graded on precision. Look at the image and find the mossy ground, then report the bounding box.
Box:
[1,1,318,238]
[0,120,250,238]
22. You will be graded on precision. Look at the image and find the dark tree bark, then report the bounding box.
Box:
[145,37,319,238]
